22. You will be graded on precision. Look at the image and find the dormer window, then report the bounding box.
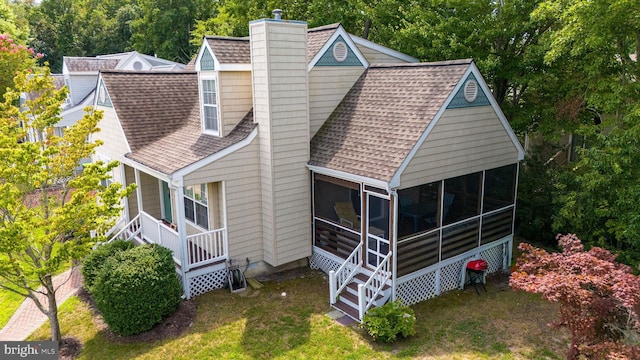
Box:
[201,78,219,134]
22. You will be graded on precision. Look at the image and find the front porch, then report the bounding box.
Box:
[108,211,229,298]
[106,163,232,298]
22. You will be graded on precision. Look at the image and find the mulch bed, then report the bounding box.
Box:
[76,287,197,343]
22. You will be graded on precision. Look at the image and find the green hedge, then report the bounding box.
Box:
[92,244,183,336]
[81,240,135,293]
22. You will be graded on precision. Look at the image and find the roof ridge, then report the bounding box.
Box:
[204,35,250,41]
[369,59,473,69]
[100,70,197,75]
[308,23,341,33]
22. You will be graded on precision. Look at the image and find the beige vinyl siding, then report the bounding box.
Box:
[139,172,161,219]
[309,67,364,137]
[250,22,275,264]
[250,20,311,266]
[399,106,520,189]
[355,44,413,64]
[183,138,263,264]
[219,71,253,136]
[93,106,129,161]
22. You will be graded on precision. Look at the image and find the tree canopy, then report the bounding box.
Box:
[0,38,133,342]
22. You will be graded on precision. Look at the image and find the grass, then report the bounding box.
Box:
[29,269,570,359]
[0,238,72,328]
[0,287,25,328]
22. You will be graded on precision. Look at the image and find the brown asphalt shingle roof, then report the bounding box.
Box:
[307,23,339,63]
[201,24,340,65]
[101,71,256,175]
[309,60,472,183]
[205,36,251,64]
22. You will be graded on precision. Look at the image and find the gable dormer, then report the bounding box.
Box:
[116,52,153,71]
[195,37,252,137]
[196,43,221,136]
[307,24,368,138]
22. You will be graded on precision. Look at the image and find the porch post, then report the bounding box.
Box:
[391,190,398,302]
[220,181,229,257]
[174,181,191,299]
[134,168,143,213]
[120,164,130,221]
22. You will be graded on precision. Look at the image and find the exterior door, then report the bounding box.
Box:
[365,192,390,268]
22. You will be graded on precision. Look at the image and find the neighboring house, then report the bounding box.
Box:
[57,52,184,138]
[94,14,523,321]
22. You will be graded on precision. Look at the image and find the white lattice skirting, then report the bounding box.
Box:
[311,236,512,307]
[186,267,227,298]
[396,236,511,305]
[310,250,341,274]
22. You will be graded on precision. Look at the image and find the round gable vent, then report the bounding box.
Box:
[332,41,348,62]
[463,79,478,102]
[133,61,143,71]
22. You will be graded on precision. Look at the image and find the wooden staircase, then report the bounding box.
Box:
[332,270,392,321]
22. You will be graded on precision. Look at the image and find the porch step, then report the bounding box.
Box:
[331,270,392,322]
[333,297,360,321]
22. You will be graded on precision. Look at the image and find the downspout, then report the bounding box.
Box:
[170,175,191,299]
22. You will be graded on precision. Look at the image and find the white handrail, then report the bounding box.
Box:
[329,243,362,304]
[106,214,141,243]
[358,251,392,319]
[186,228,227,269]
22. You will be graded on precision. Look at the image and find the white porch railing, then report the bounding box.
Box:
[104,211,228,271]
[138,211,181,265]
[186,228,227,270]
[106,214,141,243]
[329,243,362,304]
[358,251,393,320]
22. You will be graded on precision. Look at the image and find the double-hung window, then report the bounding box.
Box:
[184,184,209,230]
[201,79,218,134]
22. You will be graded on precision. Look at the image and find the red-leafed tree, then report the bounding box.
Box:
[510,234,640,359]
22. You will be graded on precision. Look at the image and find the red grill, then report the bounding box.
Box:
[466,259,488,271]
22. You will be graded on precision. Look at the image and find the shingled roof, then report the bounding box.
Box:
[199,24,340,65]
[307,23,340,63]
[309,60,472,183]
[205,36,251,64]
[101,71,256,175]
[64,57,120,72]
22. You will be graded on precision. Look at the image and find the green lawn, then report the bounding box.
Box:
[0,287,25,328]
[30,269,569,359]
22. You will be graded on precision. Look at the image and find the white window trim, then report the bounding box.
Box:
[183,184,209,230]
[199,74,220,136]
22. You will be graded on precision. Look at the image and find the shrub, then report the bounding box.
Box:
[81,239,135,293]
[92,244,183,336]
[362,300,416,343]
[510,234,640,359]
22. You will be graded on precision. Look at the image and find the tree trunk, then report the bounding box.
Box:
[362,18,371,40]
[47,289,61,343]
[39,274,62,343]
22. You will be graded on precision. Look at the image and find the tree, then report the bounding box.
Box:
[0,0,29,43]
[131,0,198,63]
[0,45,133,342]
[0,33,41,98]
[532,0,640,265]
[510,234,640,359]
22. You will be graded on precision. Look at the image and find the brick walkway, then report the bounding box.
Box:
[0,268,83,341]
